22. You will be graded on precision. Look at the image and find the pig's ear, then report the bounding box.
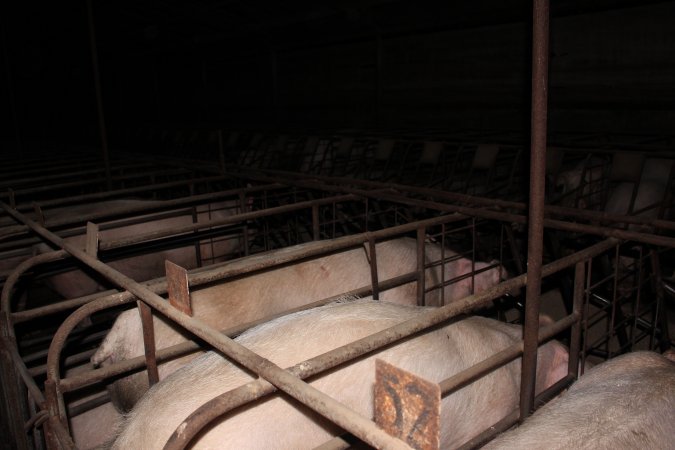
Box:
[538,314,554,327]
[535,341,569,395]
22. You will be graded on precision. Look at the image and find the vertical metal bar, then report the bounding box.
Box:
[86,0,111,191]
[312,204,320,241]
[137,301,160,387]
[191,207,203,267]
[32,202,45,226]
[368,238,380,300]
[0,313,30,450]
[416,228,426,306]
[85,222,99,258]
[568,262,584,379]
[239,192,250,256]
[44,377,69,439]
[519,0,549,421]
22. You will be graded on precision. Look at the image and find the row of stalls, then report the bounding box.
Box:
[0,139,672,448]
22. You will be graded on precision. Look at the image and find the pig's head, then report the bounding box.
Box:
[535,340,569,395]
[443,258,508,304]
[92,309,148,412]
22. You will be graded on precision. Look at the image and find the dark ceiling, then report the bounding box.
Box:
[92,0,670,55]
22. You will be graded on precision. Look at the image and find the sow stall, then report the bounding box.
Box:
[1,161,672,448]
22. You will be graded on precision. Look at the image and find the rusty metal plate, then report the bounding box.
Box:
[166,260,192,316]
[85,221,99,258]
[374,359,440,450]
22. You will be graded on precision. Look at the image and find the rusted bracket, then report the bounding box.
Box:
[374,359,440,450]
[166,260,192,316]
[138,301,160,386]
[85,222,99,258]
[32,202,45,227]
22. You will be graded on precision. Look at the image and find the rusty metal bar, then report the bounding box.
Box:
[137,300,160,387]
[1,182,284,237]
[241,168,675,233]
[240,170,675,248]
[5,205,413,450]
[9,213,457,323]
[0,314,33,450]
[85,222,99,258]
[312,204,320,240]
[162,239,616,449]
[441,314,576,398]
[367,238,380,300]
[520,0,550,421]
[568,262,584,378]
[416,227,426,306]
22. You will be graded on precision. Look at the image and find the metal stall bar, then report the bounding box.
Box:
[1,204,414,450]
[248,173,675,249]
[163,238,617,450]
[242,169,675,233]
[521,0,550,419]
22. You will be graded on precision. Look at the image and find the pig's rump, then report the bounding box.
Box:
[484,351,675,450]
[108,300,567,450]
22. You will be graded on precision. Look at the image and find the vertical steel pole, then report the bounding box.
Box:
[519,0,550,420]
[87,0,112,190]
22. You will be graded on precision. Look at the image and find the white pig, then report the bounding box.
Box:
[483,351,675,449]
[33,199,245,300]
[64,363,122,450]
[107,299,569,450]
[92,237,505,411]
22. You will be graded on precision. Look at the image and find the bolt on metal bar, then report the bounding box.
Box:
[3,202,413,450]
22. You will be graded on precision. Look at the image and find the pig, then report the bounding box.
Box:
[604,180,667,221]
[106,299,569,450]
[33,199,245,301]
[604,156,673,224]
[483,351,675,449]
[64,363,123,450]
[554,157,607,209]
[92,237,506,412]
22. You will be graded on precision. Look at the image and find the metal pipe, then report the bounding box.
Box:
[520,0,550,420]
